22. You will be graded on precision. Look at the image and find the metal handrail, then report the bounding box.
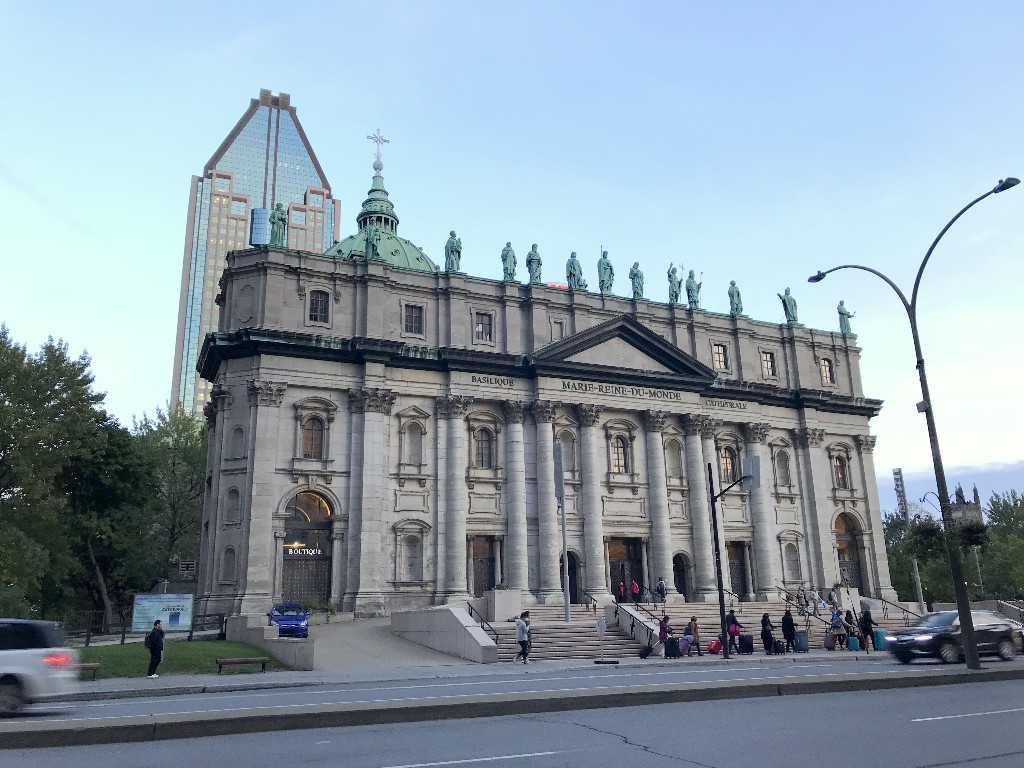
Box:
[775,585,831,628]
[871,594,923,626]
[617,600,660,646]
[577,588,599,613]
[465,602,499,642]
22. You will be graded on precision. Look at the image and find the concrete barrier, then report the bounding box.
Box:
[225,615,315,670]
[391,605,497,663]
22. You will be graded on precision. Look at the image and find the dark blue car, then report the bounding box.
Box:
[266,603,310,638]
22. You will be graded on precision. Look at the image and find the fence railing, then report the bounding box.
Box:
[466,602,499,643]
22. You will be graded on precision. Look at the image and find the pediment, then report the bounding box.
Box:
[530,315,717,386]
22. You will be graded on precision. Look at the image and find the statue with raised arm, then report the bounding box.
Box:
[597,250,614,295]
[728,280,743,316]
[778,287,799,323]
[501,241,517,282]
[444,231,462,272]
[566,251,587,290]
[365,222,381,260]
[269,203,287,247]
[629,262,644,299]
[685,269,701,309]
[526,243,542,284]
[667,263,682,305]
[837,300,856,334]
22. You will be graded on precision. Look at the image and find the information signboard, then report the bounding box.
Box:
[132,593,195,633]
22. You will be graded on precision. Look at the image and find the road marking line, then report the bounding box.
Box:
[382,751,562,768]
[913,707,1024,722]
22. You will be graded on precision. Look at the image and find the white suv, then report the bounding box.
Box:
[0,620,80,713]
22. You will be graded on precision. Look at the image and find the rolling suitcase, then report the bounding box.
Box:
[708,638,722,654]
[794,630,809,653]
[677,638,691,657]
[773,639,786,655]
[824,632,836,650]
[847,635,860,651]
[665,637,681,658]
[639,644,654,659]
[738,633,755,654]
[873,628,888,650]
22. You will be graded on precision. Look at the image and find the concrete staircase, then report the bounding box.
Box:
[493,604,644,662]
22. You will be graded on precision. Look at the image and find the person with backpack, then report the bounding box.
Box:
[656,577,667,605]
[830,609,846,650]
[781,609,797,653]
[145,619,165,677]
[683,616,703,656]
[513,611,531,664]
[859,608,879,652]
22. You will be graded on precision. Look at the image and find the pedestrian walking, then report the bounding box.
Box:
[513,611,531,664]
[656,576,668,605]
[145,619,165,677]
[796,586,808,616]
[760,613,776,654]
[683,616,703,656]
[859,608,879,652]
[726,610,743,655]
[653,615,672,657]
[808,588,822,617]
[830,608,846,650]
[631,579,641,606]
[781,609,796,653]
[617,581,626,603]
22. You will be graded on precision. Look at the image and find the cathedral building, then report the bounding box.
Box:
[196,156,897,618]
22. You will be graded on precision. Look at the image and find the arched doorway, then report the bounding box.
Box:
[608,537,643,599]
[282,491,333,604]
[672,553,692,601]
[559,552,580,603]
[835,513,862,589]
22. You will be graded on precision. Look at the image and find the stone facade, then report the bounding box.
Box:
[196,243,897,617]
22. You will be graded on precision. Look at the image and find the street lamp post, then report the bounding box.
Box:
[808,177,1019,671]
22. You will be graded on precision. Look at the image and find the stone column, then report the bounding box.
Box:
[641,540,651,595]
[531,400,562,602]
[575,404,611,598]
[439,395,473,602]
[273,531,285,602]
[699,418,729,590]
[329,520,344,607]
[643,410,674,597]
[494,538,503,585]
[856,434,898,601]
[796,427,838,590]
[351,388,396,617]
[682,414,716,601]
[742,421,781,599]
[502,400,529,592]
[434,413,448,604]
[743,542,756,601]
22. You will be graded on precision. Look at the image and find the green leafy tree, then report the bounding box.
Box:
[133,405,207,572]
[986,490,1024,538]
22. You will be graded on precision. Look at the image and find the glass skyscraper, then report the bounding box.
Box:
[171,89,338,412]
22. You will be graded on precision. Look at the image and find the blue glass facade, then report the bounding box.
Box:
[172,92,336,412]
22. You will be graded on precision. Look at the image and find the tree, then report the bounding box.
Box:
[986,490,1024,538]
[133,405,207,573]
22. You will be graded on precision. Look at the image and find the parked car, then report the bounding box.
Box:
[266,603,311,638]
[887,610,1022,664]
[0,619,81,714]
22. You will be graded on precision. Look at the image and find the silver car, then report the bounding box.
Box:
[0,619,81,713]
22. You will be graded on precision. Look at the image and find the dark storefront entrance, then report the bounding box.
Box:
[282,491,332,604]
[608,537,644,599]
[559,552,580,603]
[726,543,748,598]
[471,536,497,598]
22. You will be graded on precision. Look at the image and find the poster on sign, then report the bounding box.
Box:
[132,594,195,633]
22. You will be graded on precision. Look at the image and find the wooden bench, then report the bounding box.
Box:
[215,656,270,674]
[77,663,101,681]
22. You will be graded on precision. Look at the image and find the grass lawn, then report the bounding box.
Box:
[79,640,290,679]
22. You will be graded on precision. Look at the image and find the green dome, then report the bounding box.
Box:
[324,159,438,273]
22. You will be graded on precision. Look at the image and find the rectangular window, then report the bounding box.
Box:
[761,350,777,378]
[552,320,564,341]
[474,312,493,342]
[309,290,329,323]
[404,304,424,335]
[712,343,729,370]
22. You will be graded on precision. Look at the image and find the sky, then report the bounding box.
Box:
[2,2,1021,513]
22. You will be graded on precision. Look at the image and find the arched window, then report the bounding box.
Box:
[309,290,330,323]
[221,547,237,583]
[611,435,630,474]
[402,535,423,582]
[775,451,792,487]
[403,422,424,467]
[784,542,801,580]
[558,432,576,473]
[833,455,850,489]
[225,488,241,522]
[820,358,835,385]
[664,439,683,479]
[719,446,738,483]
[231,426,245,458]
[474,428,494,469]
[302,417,325,460]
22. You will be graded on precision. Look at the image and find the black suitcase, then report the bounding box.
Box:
[665,637,681,658]
[639,644,654,659]
[773,639,786,655]
[738,633,755,654]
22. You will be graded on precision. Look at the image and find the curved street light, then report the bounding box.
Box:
[808,177,1019,671]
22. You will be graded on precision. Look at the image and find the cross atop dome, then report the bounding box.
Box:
[366,128,389,166]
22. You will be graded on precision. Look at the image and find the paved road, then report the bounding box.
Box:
[7,680,1024,767]
[19,654,947,722]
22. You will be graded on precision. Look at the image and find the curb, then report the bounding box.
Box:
[50,679,324,703]
[4,665,1023,749]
